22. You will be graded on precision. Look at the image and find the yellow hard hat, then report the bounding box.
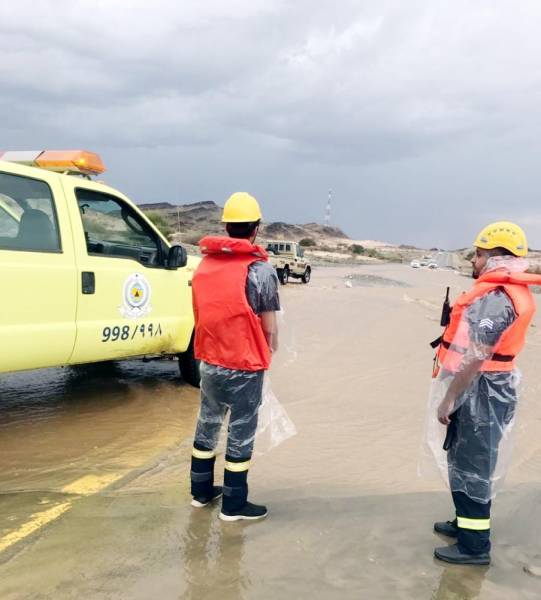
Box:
[474,221,528,257]
[222,192,262,223]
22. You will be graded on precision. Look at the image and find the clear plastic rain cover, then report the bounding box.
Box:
[255,375,297,454]
[195,363,296,459]
[194,306,297,459]
[421,257,528,503]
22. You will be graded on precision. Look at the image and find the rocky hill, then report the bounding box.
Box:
[264,221,348,240]
[138,200,442,266]
[139,201,350,245]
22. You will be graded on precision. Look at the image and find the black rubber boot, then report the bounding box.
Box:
[191,486,223,508]
[190,452,215,501]
[452,492,492,555]
[434,543,490,565]
[434,519,459,538]
[220,501,268,522]
[220,468,268,522]
[221,468,248,512]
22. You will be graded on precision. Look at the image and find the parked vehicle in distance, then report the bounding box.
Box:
[266,240,311,285]
[410,260,421,268]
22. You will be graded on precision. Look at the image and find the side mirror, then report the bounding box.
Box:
[167,244,187,270]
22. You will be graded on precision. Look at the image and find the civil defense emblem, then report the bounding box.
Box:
[119,273,152,318]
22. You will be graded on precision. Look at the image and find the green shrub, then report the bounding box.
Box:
[145,212,174,238]
[299,238,316,247]
[366,248,385,259]
[350,244,385,259]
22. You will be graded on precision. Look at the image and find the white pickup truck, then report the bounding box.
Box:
[266,241,311,285]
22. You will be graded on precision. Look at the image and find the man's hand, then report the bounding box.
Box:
[437,395,455,425]
[437,355,485,425]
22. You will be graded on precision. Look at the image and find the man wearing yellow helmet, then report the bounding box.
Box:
[188,192,280,521]
[426,222,541,565]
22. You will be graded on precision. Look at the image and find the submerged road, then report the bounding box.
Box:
[1,265,541,599]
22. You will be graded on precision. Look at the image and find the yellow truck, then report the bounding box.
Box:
[0,150,200,385]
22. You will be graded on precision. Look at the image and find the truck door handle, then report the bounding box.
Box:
[82,271,95,294]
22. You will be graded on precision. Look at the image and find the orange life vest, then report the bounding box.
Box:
[192,236,271,372]
[437,271,541,374]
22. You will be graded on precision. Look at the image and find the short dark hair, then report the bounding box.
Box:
[489,246,515,257]
[226,221,260,239]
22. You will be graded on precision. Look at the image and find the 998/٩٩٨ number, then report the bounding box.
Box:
[101,323,163,342]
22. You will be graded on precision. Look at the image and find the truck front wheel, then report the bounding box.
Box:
[277,266,289,285]
[178,334,200,387]
[302,267,311,284]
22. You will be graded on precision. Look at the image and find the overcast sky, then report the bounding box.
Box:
[2,1,541,248]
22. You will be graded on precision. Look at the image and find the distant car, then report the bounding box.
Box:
[410,260,421,268]
[427,262,438,269]
[419,255,434,267]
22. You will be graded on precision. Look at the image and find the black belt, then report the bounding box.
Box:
[440,339,514,362]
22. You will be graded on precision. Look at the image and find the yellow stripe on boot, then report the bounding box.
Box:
[192,447,215,460]
[225,460,251,473]
[457,516,491,531]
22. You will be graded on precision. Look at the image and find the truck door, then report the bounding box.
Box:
[63,183,193,365]
[295,245,307,272]
[0,168,77,372]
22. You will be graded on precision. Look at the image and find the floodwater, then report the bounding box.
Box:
[1,265,541,599]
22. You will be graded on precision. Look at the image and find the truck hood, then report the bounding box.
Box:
[185,253,201,278]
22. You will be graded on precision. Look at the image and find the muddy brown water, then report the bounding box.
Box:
[1,265,541,599]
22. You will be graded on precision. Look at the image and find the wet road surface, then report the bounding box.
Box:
[1,265,541,599]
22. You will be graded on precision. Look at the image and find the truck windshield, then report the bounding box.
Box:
[76,189,162,266]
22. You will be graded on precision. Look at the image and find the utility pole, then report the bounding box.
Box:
[324,189,332,226]
[177,185,181,235]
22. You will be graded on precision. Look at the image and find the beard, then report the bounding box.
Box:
[472,269,479,279]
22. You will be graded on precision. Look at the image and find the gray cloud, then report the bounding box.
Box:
[2,0,541,247]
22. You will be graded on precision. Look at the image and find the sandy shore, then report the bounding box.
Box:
[1,264,540,599]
